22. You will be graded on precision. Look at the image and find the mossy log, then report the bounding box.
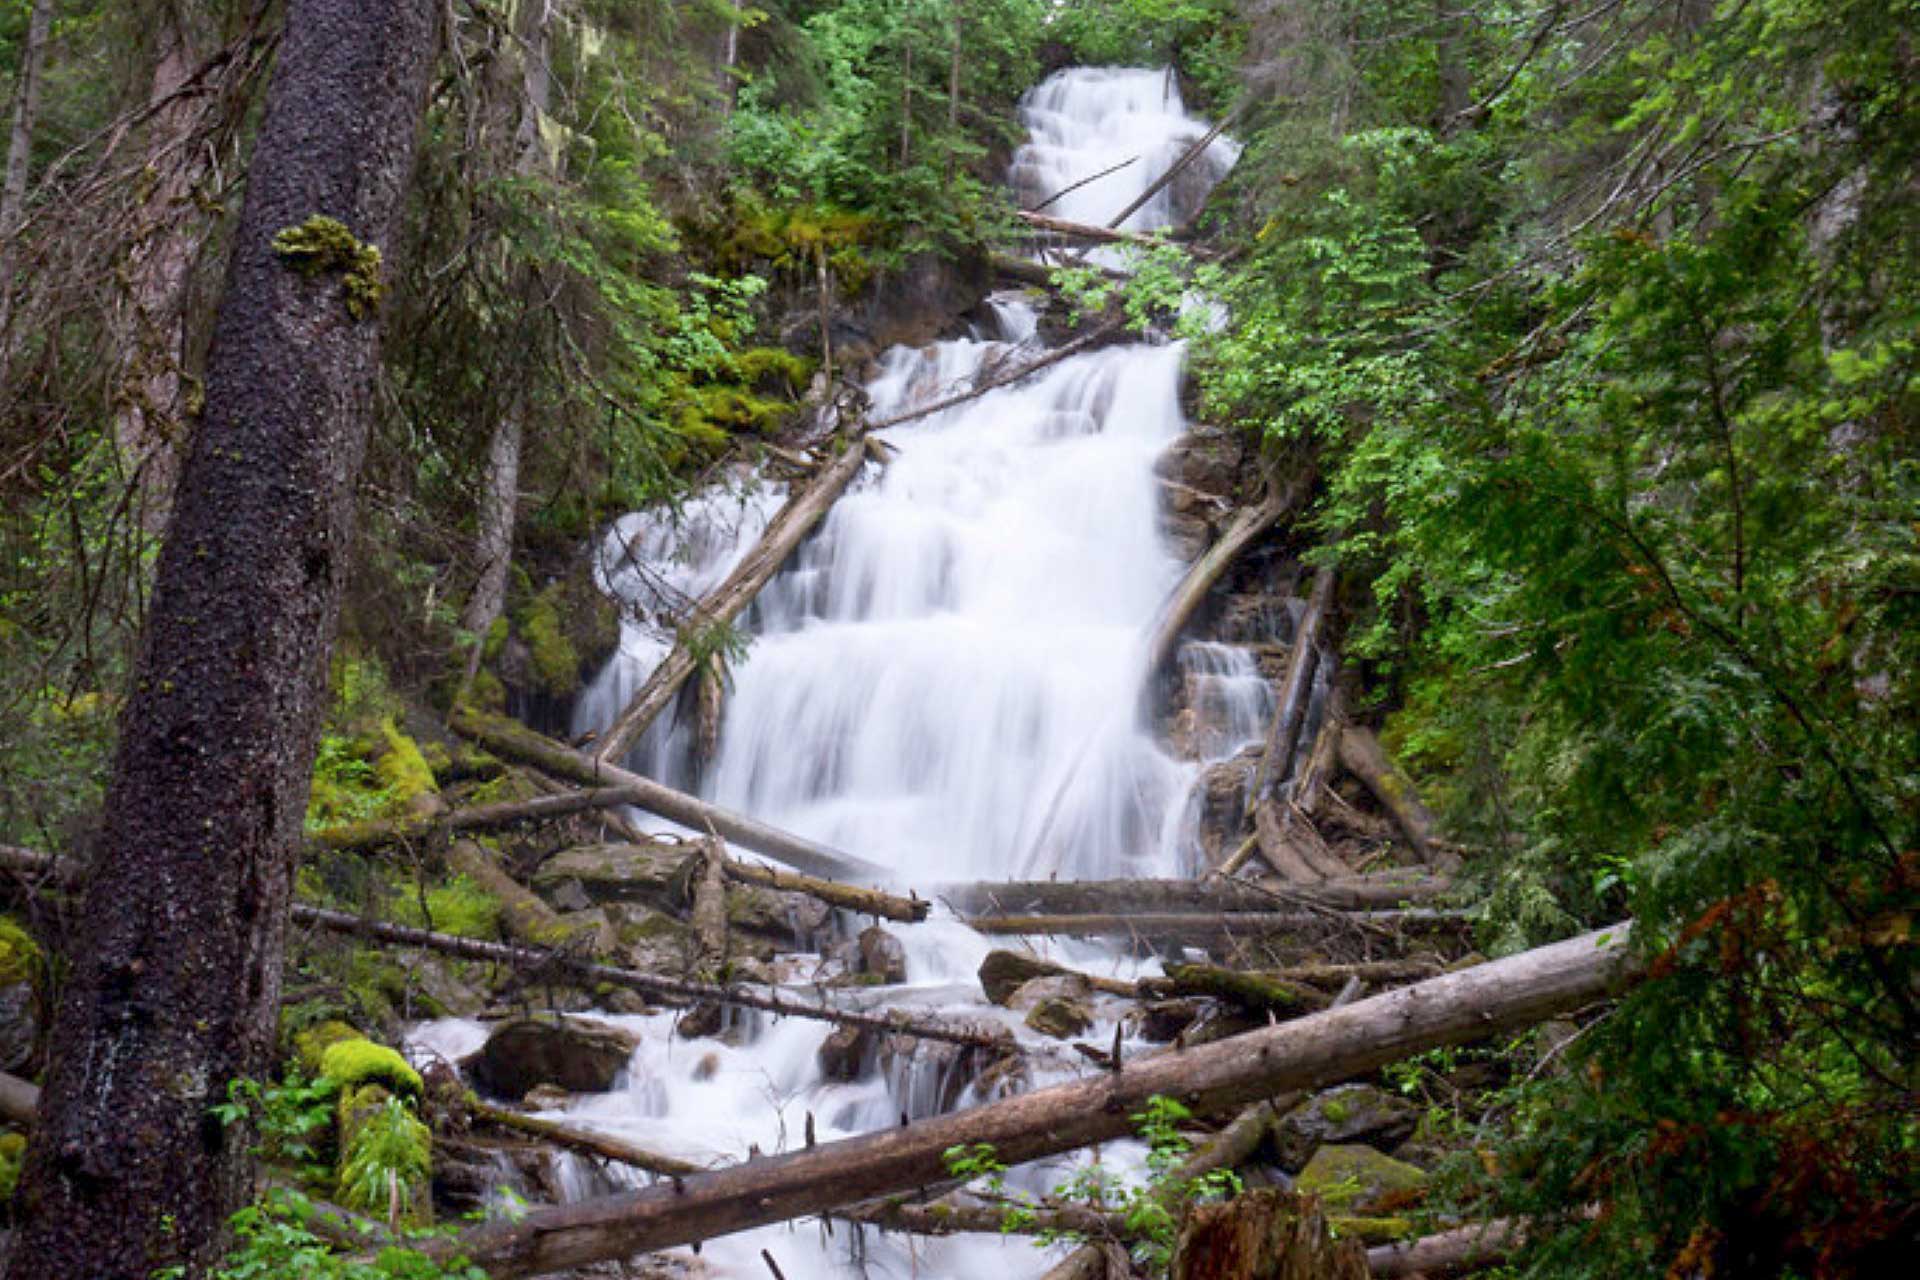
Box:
[444,838,583,951]
[308,786,660,855]
[451,709,888,882]
[1365,1218,1520,1276]
[1338,727,1462,875]
[415,926,1635,1277]
[942,873,1446,918]
[591,437,872,768]
[1145,964,1330,1017]
[843,1194,1127,1240]
[722,857,928,923]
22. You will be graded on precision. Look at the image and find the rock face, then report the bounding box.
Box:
[1272,1085,1419,1170]
[1155,424,1249,562]
[469,1016,639,1098]
[1294,1144,1428,1215]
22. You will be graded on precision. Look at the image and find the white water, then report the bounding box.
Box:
[426,68,1252,1279]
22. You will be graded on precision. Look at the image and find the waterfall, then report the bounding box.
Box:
[429,67,1246,1280]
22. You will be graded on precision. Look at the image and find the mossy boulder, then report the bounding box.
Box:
[856,926,908,985]
[0,917,41,1073]
[532,841,685,910]
[468,1016,638,1099]
[320,1037,424,1102]
[978,950,1073,1006]
[0,918,39,988]
[1024,995,1095,1041]
[1273,1085,1419,1170]
[336,1083,432,1227]
[374,718,439,818]
[1295,1144,1428,1214]
[293,1020,365,1077]
[0,1130,26,1202]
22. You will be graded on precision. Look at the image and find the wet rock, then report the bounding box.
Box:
[469,1015,638,1098]
[1128,998,1206,1043]
[857,926,908,985]
[727,881,832,943]
[675,1003,725,1041]
[1295,1144,1428,1214]
[1193,748,1258,867]
[818,1024,876,1081]
[532,842,684,909]
[880,1022,1013,1116]
[522,1083,571,1111]
[1272,1085,1419,1170]
[978,950,1073,1005]
[1007,973,1092,1011]
[1155,424,1247,498]
[1024,995,1095,1040]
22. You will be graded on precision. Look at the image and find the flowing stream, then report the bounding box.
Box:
[412,68,1251,1279]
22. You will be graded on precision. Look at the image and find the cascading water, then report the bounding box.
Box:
[414,67,1252,1279]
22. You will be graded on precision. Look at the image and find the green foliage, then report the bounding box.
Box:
[392,873,501,941]
[158,1188,485,1280]
[319,1039,423,1102]
[212,1071,341,1173]
[1047,0,1244,109]
[337,1096,432,1224]
[0,915,40,987]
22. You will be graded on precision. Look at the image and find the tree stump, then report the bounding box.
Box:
[1173,1190,1368,1280]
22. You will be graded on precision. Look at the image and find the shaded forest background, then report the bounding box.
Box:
[0,0,1913,1275]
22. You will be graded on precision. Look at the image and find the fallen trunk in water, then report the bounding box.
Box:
[941,872,1446,918]
[417,925,1636,1277]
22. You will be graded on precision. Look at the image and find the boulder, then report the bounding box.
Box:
[1294,1144,1428,1215]
[469,1016,638,1098]
[1272,1085,1419,1170]
[1007,973,1092,1012]
[1128,998,1206,1043]
[978,950,1073,1005]
[532,842,684,909]
[818,1024,876,1082]
[856,926,908,985]
[1024,995,1094,1040]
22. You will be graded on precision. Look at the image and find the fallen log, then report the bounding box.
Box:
[419,925,1636,1277]
[307,786,649,855]
[942,873,1446,919]
[1143,466,1315,683]
[451,709,889,883]
[1366,1218,1519,1277]
[1337,727,1461,875]
[293,904,1009,1054]
[468,1100,706,1179]
[965,909,1469,946]
[726,858,927,924]
[844,1194,1126,1241]
[592,437,872,767]
[866,318,1124,433]
[1144,964,1329,1017]
[1249,570,1336,883]
[1028,154,1138,216]
[1018,209,1178,248]
[1102,102,1250,232]
[445,838,583,951]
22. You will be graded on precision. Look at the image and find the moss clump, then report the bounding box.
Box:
[374,719,438,810]
[0,1130,26,1202]
[293,1020,364,1077]
[0,917,40,987]
[515,587,579,698]
[1330,1215,1416,1244]
[735,346,816,394]
[272,215,387,319]
[319,1038,422,1102]
[394,874,501,940]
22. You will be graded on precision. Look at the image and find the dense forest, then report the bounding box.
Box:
[0,1,1912,1278]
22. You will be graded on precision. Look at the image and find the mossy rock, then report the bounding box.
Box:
[978,950,1072,1006]
[375,718,439,816]
[532,842,685,910]
[293,1020,365,1077]
[469,1016,639,1098]
[0,918,40,988]
[513,586,581,699]
[1329,1215,1417,1245]
[1296,1144,1428,1214]
[1273,1085,1419,1170]
[319,1037,423,1101]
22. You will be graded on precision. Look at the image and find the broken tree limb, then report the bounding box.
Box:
[1102,101,1249,232]
[1366,1218,1520,1277]
[592,438,872,767]
[941,873,1446,918]
[1018,209,1179,248]
[866,317,1124,432]
[291,904,1008,1053]
[1026,154,1139,216]
[1143,964,1329,1017]
[468,1100,706,1179]
[1337,726,1462,875]
[421,925,1637,1277]
[451,709,889,883]
[1143,464,1316,683]
[309,786,664,854]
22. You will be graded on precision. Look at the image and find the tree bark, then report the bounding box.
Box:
[1366,1218,1519,1276]
[1337,727,1461,874]
[941,873,1446,917]
[2,3,439,1275]
[0,0,53,236]
[422,925,1637,1276]
[0,1068,37,1129]
[454,709,890,882]
[591,439,871,767]
[1174,1189,1369,1280]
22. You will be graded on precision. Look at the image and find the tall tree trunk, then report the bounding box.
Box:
[1,2,439,1275]
[460,0,556,692]
[0,0,53,234]
[946,1,963,175]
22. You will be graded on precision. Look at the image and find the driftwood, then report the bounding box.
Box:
[965,908,1469,946]
[593,438,872,767]
[866,317,1124,432]
[468,1099,705,1179]
[293,904,1009,1053]
[419,925,1636,1277]
[725,857,927,923]
[1143,466,1315,683]
[943,873,1445,919]
[1366,1218,1520,1277]
[1338,727,1461,874]
[452,709,889,883]
[1249,570,1337,883]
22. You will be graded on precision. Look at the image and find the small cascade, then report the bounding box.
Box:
[427,66,1250,1279]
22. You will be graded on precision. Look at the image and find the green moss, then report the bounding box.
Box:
[293,1020,364,1077]
[0,1130,26,1201]
[374,719,438,809]
[515,587,579,698]
[0,917,40,987]
[1321,1098,1351,1125]
[735,346,816,394]
[272,215,387,319]
[394,874,501,940]
[319,1038,423,1101]
[1330,1215,1416,1244]
[481,615,510,663]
